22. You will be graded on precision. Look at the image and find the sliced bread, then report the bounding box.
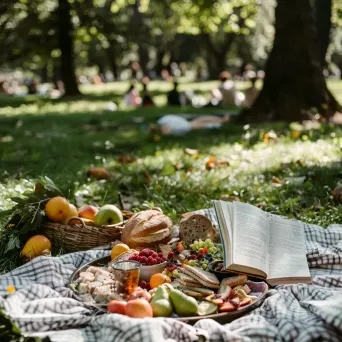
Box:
[220,275,248,288]
[179,213,216,246]
[182,265,219,289]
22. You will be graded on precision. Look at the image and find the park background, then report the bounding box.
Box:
[0,0,342,270]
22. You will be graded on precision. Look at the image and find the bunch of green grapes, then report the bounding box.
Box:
[187,239,223,271]
[162,268,179,279]
[190,239,217,254]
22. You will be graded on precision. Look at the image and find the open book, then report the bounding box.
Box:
[213,200,311,286]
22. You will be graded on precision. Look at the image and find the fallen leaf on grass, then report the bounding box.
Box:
[206,156,230,170]
[174,163,183,170]
[291,130,301,139]
[184,148,199,157]
[220,194,240,202]
[144,172,152,184]
[117,155,136,164]
[87,167,111,180]
[272,177,285,185]
[332,185,342,203]
[281,160,304,169]
[255,202,267,209]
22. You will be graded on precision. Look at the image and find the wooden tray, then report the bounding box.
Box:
[69,256,268,324]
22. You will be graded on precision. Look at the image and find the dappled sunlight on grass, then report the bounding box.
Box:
[1,81,342,228]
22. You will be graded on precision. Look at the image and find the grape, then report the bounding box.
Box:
[208,247,216,254]
[205,239,212,244]
[202,264,208,270]
[199,241,205,248]
[190,244,194,250]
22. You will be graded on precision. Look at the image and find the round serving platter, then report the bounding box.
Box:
[69,256,268,324]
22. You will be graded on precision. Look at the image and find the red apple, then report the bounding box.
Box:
[107,300,127,315]
[78,205,98,221]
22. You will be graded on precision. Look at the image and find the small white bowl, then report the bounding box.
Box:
[139,261,167,281]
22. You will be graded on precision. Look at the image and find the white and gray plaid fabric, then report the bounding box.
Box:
[0,208,342,342]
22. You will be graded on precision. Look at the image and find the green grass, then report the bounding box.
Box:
[1,79,342,240]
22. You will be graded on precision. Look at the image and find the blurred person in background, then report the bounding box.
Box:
[167,81,181,106]
[27,79,38,94]
[243,76,259,108]
[210,71,240,106]
[149,113,230,135]
[124,83,141,107]
[130,62,140,80]
[141,77,154,107]
[141,83,154,107]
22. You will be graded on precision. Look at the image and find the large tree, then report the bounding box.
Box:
[57,0,80,96]
[245,0,340,122]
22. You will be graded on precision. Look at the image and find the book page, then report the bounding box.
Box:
[267,215,311,281]
[232,202,269,275]
[213,201,233,267]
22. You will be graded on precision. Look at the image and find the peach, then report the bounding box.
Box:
[128,289,152,302]
[65,204,79,225]
[126,299,153,318]
[107,300,127,315]
[78,205,98,221]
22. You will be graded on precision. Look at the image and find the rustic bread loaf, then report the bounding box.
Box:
[179,213,216,246]
[121,209,173,248]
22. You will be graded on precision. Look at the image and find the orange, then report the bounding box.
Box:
[150,273,171,289]
[45,196,70,223]
[111,243,130,260]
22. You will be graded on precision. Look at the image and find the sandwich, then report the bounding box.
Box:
[181,265,220,289]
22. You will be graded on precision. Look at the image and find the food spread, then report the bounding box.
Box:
[70,209,267,320]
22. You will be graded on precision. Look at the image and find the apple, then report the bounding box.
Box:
[78,205,98,221]
[94,204,123,226]
[107,300,127,315]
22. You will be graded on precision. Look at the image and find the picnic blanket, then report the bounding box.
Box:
[0,208,342,342]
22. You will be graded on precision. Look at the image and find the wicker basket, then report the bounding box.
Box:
[43,217,126,252]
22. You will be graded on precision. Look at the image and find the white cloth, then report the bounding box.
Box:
[157,115,192,135]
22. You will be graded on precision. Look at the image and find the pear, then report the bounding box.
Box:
[150,285,173,317]
[169,289,199,317]
[94,204,123,226]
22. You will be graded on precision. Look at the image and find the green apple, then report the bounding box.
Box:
[94,204,123,226]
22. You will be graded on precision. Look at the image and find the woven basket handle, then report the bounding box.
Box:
[66,216,86,228]
[105,219,128,229]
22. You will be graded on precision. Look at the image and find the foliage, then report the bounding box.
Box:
[0,306,46,342]
[0,177,62,268]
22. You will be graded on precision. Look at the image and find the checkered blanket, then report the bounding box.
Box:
[0,208,342,342]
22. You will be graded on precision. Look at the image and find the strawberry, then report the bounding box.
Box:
[176,242,184,253]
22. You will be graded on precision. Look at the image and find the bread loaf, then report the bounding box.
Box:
[121,210,173,248]
[179,213,216,246]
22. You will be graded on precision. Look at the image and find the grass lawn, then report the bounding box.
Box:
[0,79,342,264]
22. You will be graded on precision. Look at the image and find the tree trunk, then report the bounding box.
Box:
[57,0,80,96]
[105,46,119,80]
[202,33,235,80]
[206,51,227,80]
[155,48,166,76]
[315,0,332,67]
[245,0,340,122]
[40,65,48,83]
[138,44,149,76]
